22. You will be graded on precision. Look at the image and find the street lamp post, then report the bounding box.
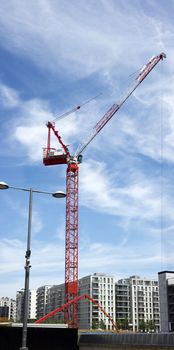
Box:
[21,188,32,350]
[0,182,66,350]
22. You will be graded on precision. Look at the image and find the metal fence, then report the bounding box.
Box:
[79,332,174,347]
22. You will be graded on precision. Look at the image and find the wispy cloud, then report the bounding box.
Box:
[4,196,43,234]
[0,213,173,297]
[0,83,19,109]
[0,237,65,296]
[1,77,173,228]
[0,1,169,77]
[0,1,173,297]
[80,159,173,222]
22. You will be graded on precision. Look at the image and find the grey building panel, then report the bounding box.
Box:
[158,271,174,332]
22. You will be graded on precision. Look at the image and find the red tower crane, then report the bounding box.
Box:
[43,52,166,328]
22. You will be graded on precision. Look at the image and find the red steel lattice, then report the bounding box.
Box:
[64,162,79,327]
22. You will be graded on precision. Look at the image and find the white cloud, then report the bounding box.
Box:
[0,83,19,108]
[0,237,65,296]
[3,80,172,227]
[98,76,174,164]
[80,159,173,222]
[8,97,59,161]
[5,196,43,234]
[0,232,168,298]
[0,211,173,297]
[14,124,46,162]
[78,237,170,280]
[0,1,170,78]
[0,239,24,274]
[3,85,100,162]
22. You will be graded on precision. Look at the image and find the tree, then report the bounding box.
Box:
[99,319,106,330]
[92,320,98,329]
[146,320,155,332]
[139,320,146,332]
[117,319,129,330]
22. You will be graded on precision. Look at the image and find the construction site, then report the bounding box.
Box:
[33,52,166,329]
[1,0,174,348]
[0,49,173,349]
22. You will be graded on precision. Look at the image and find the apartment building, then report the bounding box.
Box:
[115,276,160,332]
[36,285,51,320]
[115,277,130,327]
[78,273,115,330]
[0,297,16,321]
[35,274,115,329]
[158,271,174,332]
[16,289,37,322]
[46,284,64,322]
[29,289,37,320]
[12,273,161,330]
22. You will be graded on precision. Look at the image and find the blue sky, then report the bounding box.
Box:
[0,0,173,298]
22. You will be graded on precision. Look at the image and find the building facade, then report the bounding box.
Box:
[115,276,160,332]
[46,284,64,322]
[36,274,115,329]
[29,289,37,319]
[78,273,115,330]
[115,277,130,328]
[16,289,37,321]
[0,297,16,321]
[158,271,174,332]
[12,273,160,330]
[36,285,51,320]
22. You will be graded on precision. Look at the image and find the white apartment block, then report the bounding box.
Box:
[0,297,16,321]
[16,289,37,321]
[36,285,51,320]
[29,289,37,319]
[78,273,115,330]
[115,277,130,326]
[116,276,160,332]
[158,271,174,332]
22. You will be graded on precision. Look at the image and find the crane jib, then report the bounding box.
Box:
[75,52,166,157]
[95,104,120,133]
[136,53,165,83]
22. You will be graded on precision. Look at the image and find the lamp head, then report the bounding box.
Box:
[0,182,9,190]
[52,191,66,198]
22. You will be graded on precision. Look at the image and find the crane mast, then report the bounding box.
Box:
[43,52,166,328]
[65,161,79,327]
